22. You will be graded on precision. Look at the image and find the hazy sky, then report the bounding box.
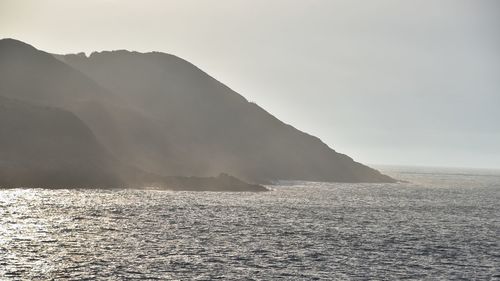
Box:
[1,0,499,169]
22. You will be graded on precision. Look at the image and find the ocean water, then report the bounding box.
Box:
[0,167,499,280]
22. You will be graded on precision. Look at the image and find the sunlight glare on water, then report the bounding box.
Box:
[0,167,499,279]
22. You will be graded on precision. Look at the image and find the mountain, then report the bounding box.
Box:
[0,38,395,184]
[58,49,395,183]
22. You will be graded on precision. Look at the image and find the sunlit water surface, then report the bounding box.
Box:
[0,167,499,280]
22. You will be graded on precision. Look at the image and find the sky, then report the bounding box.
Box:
[1,0,499,169]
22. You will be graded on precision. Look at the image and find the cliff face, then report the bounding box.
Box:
[0,38,395,184]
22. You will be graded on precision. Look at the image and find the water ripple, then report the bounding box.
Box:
[0,170,499,279]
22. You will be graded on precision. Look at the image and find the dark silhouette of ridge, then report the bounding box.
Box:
[0,38,395,186]
[0,95,123,188]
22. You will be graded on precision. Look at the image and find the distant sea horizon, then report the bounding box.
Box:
[374,164,500,177]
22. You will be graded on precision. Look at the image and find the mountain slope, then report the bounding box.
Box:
[0,39,182,176]
[0,38,394,183]
[60,50,395,183]
[0,95,266,191]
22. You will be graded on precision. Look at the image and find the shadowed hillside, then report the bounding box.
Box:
[0,95,266,191]
[0,38,395,183]
[0,95,122,188]
[0,39,178,177]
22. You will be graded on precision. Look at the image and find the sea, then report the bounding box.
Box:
[0,166,499,280]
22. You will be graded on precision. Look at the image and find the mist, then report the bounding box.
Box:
[1,0,499,169]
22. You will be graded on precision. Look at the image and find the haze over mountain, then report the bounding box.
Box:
[0,92,265,191]
[0,95,123,187]
[0,38,394,187]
